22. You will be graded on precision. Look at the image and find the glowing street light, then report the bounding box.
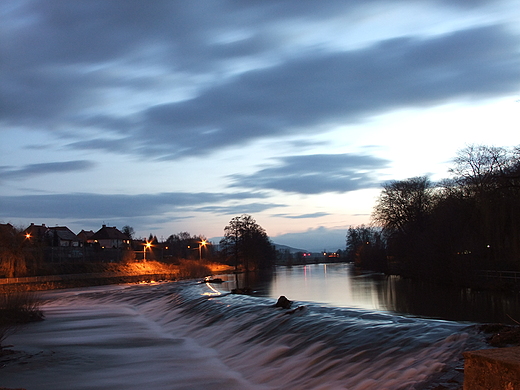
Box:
[199,240,207,261]
[144,241,152,261]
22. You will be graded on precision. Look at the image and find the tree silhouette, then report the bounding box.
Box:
[220,215,275,271]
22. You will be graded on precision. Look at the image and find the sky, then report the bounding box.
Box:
[1,0,519,252]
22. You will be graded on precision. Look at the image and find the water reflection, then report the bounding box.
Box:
[214,263,520,324]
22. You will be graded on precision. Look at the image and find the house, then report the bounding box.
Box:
[89,225,131,249]
[0,223,16,241]
[0,223,14,232]
[24,223,48,242]
[47,226,82,247]
[77,229,95,245]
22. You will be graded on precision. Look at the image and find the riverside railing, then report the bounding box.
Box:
[477,270,520,282]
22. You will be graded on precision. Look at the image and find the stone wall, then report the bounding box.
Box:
[464,347,520,390]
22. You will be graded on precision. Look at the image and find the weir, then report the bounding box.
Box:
[2,281,492,389]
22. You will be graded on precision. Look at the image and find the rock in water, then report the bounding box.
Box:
[274,295,293,309]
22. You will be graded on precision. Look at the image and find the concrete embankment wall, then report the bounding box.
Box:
[464,347,520,390]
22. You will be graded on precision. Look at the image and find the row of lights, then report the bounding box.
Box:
[144,239,207,261]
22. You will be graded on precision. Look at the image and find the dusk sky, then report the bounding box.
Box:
[1,0,519,251]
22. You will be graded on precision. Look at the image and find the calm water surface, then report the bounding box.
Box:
[217,263,520,324]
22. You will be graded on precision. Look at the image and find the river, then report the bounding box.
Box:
[3,263,515,389]
[216,263,520,324]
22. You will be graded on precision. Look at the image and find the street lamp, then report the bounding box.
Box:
[144,241,152,261]
[199,240,207,261]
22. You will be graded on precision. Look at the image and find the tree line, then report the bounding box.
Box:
[346,145,520,282]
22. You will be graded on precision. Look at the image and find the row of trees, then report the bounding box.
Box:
[346,145,520,280]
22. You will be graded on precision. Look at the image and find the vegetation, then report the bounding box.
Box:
[176,259,212,279]
[345,225,386,271]
[219,214,276,271]
[0,225,37,278]
[164,232,208,261]
[0,291,43,351]
[349,144,520,283]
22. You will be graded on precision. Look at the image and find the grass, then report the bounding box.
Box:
[176,259,213,279]
[0,291,43,351]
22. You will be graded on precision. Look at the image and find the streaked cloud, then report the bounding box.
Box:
[229,154,390,194]
[0,161,95,181]
[273,212,331,219]
[194,203,285,215]
[0,192,268,219]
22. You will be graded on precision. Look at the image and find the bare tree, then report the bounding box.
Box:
[220,215,275,271]
[372,176,434,236]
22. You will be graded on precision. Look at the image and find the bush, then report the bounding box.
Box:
[0,291,43,350]
[177,259,212,279]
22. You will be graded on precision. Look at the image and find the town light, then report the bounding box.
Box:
[144,241,152,261]
[199,240,207,261]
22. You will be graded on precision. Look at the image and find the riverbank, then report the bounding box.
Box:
[0,261,233,293]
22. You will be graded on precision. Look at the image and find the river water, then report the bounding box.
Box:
[216,263,520,324]
[3,263,515,390]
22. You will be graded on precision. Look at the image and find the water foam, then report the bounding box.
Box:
[3,281,487,390]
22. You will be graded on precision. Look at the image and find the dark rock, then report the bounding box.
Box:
[274,295,293,309]
[478,324,520,347]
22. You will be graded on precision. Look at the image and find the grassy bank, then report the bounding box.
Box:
[0,260,233,293]
[1,291,44,351]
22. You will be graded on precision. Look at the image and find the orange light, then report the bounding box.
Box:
[25,233,31,239]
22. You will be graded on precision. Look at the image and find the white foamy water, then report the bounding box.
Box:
[2,281,487,390]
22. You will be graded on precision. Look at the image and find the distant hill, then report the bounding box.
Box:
[209,237,308,254]
[273,243,308,254]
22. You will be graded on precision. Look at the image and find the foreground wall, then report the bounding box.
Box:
[464,347,520,390]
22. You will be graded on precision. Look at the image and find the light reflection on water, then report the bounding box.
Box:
[215,262,520,324]
[268,263,382,311]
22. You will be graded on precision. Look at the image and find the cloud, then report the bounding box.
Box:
[0,191,269,220]
[2,0,519,161]
[229,153,389,194]
[273,212,331,219]
[0,160,95,181]
[138,24,520,159]
[194,202,285,215]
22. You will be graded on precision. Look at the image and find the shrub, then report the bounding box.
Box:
[0,291,43,350]
[177,259,211,279]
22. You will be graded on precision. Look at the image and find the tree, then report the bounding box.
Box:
[219,215,275,271]
[446,144,520,268]
[371,177,435,276]
[121,225,135,239]
[165,232,207,260]
[372,176,434,236]
[0,224,29,278]
[450,145,511,194]
[345,225,386,271]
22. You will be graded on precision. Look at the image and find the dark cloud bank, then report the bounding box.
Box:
[1,0,519,234]
[0,192,272,220]
[2,1,519,159]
